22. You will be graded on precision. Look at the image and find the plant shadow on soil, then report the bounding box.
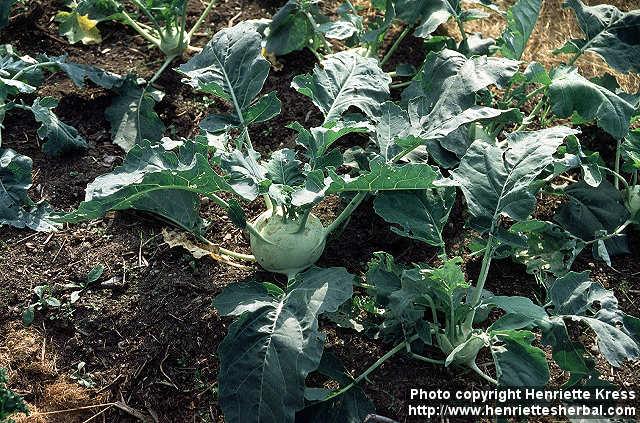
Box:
[1,1,639,422]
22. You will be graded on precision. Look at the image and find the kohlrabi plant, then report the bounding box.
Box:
[13,0,640,421]
[56,0,216,59]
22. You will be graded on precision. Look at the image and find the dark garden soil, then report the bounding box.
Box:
[1,1,639,422]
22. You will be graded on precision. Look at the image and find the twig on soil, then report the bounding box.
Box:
[52,238,67,263]
[228,11,242,27]
[82,404,114,423]
[13,232,38,244]
[96,374,124,394]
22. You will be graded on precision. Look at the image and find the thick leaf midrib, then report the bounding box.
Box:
[210,45,247,126]
[257,298,288,420]
[325,59,359,123]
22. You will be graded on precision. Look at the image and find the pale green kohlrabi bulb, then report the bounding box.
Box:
[249,209,327,277]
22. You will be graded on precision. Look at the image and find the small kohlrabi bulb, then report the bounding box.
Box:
[159,27,190,57]
[249,209,327,277]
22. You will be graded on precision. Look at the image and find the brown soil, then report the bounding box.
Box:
[1,1,639,423]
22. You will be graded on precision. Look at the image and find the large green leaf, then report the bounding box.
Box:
[30,97,88,157]
[290,117,371,167]
[498,0,542,59]
[326,158,438,193]
[548,66,634,140]
[490,330,549,386]
[554,180,629,256]
[44,55,122,90]
[549,271,640,367]
[401,50,519,158]
[214,267,354,423]
[509,219,583,277]
[562,0,640,74]
[373,187,455,247]
[394,0,457,38]
[61,140,230,234]
[264,148,304,186]
[449,126,578,232]
[105,75,165,151]
[178,24,273,128]
[292,51,391,122]
[373,101,409,161]
[265,0,329,55]
[0,148,59,232]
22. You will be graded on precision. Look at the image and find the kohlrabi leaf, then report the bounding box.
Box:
[264,148,304,186]
[0,45,43,87]
[401,50,519,157]
[498,0,542,60]
[0,148,59,232]
[561,0,640,74]
[366,252,403,306]
[373,101,410,161]
[44,55,122,90]
[265,0,329,55]
[327,158,438,193]
[548,271,640,367]
[219,148,267,201]
[243,91,282,125]
[554,180,630,256]
[55,10,103,45]
[214,267,354,423]
[290,117,372,167]
[105,75,165,151]
[548,66,635,140]
[29,97,88,156]
[60,140,230,234]
[292,51,391,122]
[295,352,374,423]
[509,220,583,277]
[373,186,455,247]
[178,24,272,128]
[490,330,549,386]
[449,126,578,232]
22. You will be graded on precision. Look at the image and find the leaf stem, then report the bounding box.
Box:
[120,10,162,47]
[410,352,445,365]
[130,0,161,29]
[380,26,412,67]
[188,0,217,38]
[515,96,545,132]
[390,81,411,90]
[599,164,629,190]
[463,229,495,333]
[456,19,468,51]
[469,361,497,385]
[325,334,421,400]
[10,61,57,81]
[584,218,633,245]
[204,193,272,245]
[135,54,177,144]
[325,192,367,236]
